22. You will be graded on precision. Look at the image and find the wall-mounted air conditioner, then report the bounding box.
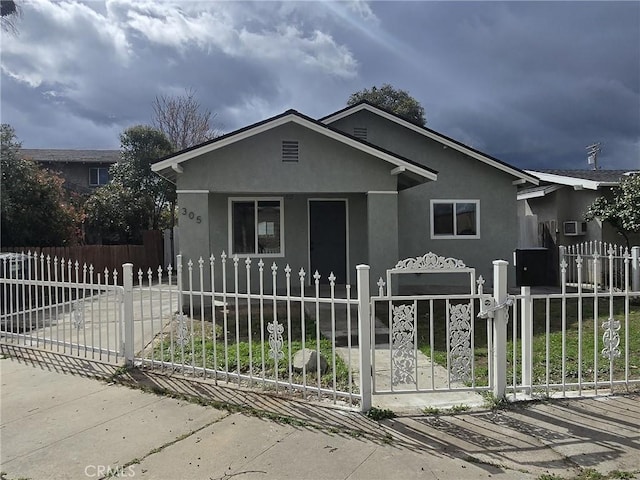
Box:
[563,221,587,236]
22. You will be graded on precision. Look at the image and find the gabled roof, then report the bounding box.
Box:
[320,101,538,186]
[525,169,638,191]
[21,149,119,164]
[152,109,438,185]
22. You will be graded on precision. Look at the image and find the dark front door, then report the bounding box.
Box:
[309,200,347,284]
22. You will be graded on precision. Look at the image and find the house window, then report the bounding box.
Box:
[430,200,480,239]
[89,167,110,186]
[230,198,283,256]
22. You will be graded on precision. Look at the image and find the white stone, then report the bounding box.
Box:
[292,348,328,375]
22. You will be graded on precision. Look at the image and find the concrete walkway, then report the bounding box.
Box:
[2,345,639,480]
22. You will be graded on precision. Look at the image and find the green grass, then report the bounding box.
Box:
[383,296,640,388]
[148,314,356,393]
[511,297,640,387]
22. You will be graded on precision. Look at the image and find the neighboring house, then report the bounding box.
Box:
[152,102,537,289]
[21,149,119,194]
[517,169,640,250]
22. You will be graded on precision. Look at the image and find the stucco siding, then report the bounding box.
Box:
[524,188,606,247]
[176,123,397,194]
[180,192,368,289]
[331,110,521,283]
[398,158,518,284]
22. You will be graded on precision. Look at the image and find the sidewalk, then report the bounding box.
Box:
[1,345,639,480]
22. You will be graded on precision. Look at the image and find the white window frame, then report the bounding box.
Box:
[430,199,480,239]
[228,197,285,257]
[89,166,110,186]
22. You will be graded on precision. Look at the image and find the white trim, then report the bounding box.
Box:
[525,170,619,190]
[367,191,398,195]
[176,190,209,194]
[227,197,285,258]
[88,166,110,187]
[307,198,350,285]
[390,166,405,175]
[152,113,437,182]
[516,185,562,201]
[322,103,538,185]
[429,199,481,240]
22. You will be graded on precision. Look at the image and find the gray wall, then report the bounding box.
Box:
[330,110,521,285]
[198,192,368,290]
[177,123,396,193]
[174,122,401,290]
[523,187,604,247]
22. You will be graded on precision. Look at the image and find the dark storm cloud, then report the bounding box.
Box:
[1,0,358,147]
[356,1,639,170]
[1,1,638,170]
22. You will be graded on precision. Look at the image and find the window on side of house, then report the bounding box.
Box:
[230,198,283,256]
[89,167,110,186]
[430,200,480,239]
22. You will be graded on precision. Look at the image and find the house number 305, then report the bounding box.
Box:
[181,208,202,224]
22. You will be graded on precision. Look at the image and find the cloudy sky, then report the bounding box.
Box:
[1,0,638,170]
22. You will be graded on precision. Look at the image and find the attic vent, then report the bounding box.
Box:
[353,127,367,140]
[282,140,299,162]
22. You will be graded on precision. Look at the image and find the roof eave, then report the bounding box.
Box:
[152,112,438,183]
[525,171,617,190]
[321,102,537,185]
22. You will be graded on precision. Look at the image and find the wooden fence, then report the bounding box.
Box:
[3,231,163,283]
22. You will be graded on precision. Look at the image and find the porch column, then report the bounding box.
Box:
[366,191,398,289]
[175,190,210,300]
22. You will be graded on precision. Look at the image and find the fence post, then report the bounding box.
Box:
[356,264,372,412]
[176,254,184,314]
[520,286,532,393]
[492,260,508,400]
[632,246,639,293]
[123,263,134,366]
[558,245,566,286]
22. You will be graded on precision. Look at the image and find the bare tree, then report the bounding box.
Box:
[152,88,218,151]
[1,0,21,34]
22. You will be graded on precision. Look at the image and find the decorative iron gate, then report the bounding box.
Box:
[370,253,494,398]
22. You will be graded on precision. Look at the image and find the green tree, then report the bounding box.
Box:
[585,173,640,248]
[1,124,82,247]
[84,183,148,244]
[84,125,174,244]
[347,83,426,126]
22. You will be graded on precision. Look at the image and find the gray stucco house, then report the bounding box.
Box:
[518,169,640,250]
[152,102,537,288]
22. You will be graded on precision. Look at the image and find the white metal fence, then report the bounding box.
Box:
[0,252,124,363]
[508,252,640,398]
[2,250,639,411]
[561,242,640,291]
[134,254,369,410]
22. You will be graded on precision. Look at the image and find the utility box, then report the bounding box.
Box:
[514,248,553,287]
